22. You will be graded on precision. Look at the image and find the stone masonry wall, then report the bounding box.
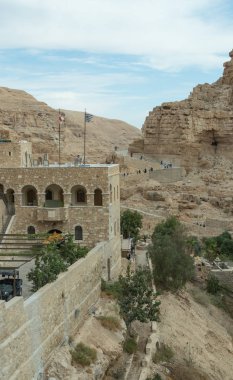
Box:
[0,165,120,248]
[0,141,32,168]
[0,240,120,380]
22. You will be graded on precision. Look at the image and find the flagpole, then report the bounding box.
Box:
[58,108,61,166]
[84,109,86,165]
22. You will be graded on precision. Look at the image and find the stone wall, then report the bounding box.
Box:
[0,239,120,380]
[0,141,32,168]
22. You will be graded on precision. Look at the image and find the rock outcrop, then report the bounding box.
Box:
[0,87,141,163]
[129,50,233,170]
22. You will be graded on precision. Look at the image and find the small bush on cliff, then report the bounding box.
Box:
[153,343,174,364]
[206,274,220,295]
[123,336,137,354]
[71,342,97,367]
[97,315,120,331]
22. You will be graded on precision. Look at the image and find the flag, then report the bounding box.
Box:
[59,111,65,124]
[85,113,93,122]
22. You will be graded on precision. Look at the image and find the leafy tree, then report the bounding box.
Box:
[59,234,88,265]
[186,236,202,256]
[203,231,233,261]
[27,244,68,291]
[27,234,88,291]
[120,209,142,240]
[117,266,160,329]
[149,216,195,291]
[202,237,218,262]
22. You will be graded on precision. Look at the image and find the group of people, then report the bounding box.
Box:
[160,160,173,169]
[122,167,154,176]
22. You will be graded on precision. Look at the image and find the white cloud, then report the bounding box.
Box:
[0,0,232,70]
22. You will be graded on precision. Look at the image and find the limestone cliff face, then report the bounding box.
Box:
[0,87,141,163]
[131,50,233,169]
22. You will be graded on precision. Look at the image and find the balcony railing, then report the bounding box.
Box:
[44,200,64,208]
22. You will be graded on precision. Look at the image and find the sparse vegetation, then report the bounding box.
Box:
[153,343,174,364]
[71,342,97,367]
[101,278,122,299]
[206,274,220,294]
[149,216,195,291]
[123,336,137,354]
[189,287,210,306]
[97,315,120,331]
[146,374,162,380]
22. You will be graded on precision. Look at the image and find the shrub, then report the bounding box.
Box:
[147,374,162,380]
[206,275,220,294]
[189,287,210,306]
[71,342,97,367]
[97,316,120,331]
[123,337,137,354]
[153,343,174,364]
[101,278,122,299]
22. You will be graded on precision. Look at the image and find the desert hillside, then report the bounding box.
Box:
[0,87,141,163]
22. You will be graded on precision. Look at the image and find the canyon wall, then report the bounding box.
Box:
[130,50,233,170]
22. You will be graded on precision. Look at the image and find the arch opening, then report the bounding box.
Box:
[45,184,64,207]
[94,188,103,206]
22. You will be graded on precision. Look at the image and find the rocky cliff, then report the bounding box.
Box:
[129,50,233,170]
[0,87,141,163]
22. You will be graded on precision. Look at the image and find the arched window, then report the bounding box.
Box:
[117,185,119,199]
[71,185,87,205]
[45,189,52,200]
[27,226,35,235]
[6,188,15,215]
[75,226,83,240]
[114,187,116,202]
[22,185,38,206]
[45,184,64,207]
[94,188,102,206]
[77,189,85,203]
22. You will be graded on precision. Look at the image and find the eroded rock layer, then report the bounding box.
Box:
[131,50,233,169]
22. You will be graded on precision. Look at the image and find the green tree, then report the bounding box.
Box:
[27,234,88,291]
[59,234,88,265]
[149,216,195,291]
[118,266,160,329]
[27,244,68,291]
[120,209,142,240]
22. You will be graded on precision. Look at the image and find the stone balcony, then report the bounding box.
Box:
[37,207,68,221]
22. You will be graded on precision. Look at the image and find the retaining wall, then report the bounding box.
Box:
[0,238,121,380]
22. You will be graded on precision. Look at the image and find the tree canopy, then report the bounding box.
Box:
[28,234,88,291]
[203,231,233,261]
[149,216,195,291]
[117,266,160,328]
[120,209,142,240]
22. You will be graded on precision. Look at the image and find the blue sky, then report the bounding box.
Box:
[0,0,233,128]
